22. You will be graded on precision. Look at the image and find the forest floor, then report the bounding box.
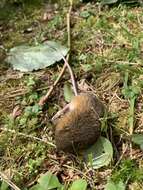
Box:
[0,1,143,189]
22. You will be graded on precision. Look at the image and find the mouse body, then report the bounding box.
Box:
[55,93,105,152]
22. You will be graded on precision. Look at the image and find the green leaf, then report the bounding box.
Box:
[105,180,125,190]
[32,104,41,114]
[85,137,113,169]
[80,11,91,19]
[0,181,9,190]
[37,172,62,190]
[30,184,42,190]
[64,83,74,103]
[122,86,140,99]
[6,41,69,72]
[30,172,63,190]
[69,179,87,190]
[131,134,143,150]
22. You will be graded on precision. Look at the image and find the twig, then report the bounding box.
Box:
[1,86,50,100]
[39,0,77,106]
[51,103,70,121]
[61,55,77,96]
[38,63,67,106]
[0,127,56,147]
[67,0,73,48]
[0,172,21,190]
[107,59,141,66]
[63,164,92,182]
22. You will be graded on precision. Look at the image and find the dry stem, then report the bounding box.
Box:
[38,63,67,106]
[51,103,70,121]
[0,127,56,147]
[0,172,21,190]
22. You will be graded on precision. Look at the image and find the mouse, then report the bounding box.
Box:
[54,93,105,152]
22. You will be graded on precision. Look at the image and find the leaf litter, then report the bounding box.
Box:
[0,1,143,190]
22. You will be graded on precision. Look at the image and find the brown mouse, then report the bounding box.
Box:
[54,93,105,152]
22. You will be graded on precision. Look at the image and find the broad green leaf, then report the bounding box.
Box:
[140,144,143,150]
[6,41,69,72]
[37,172,62,190]
[30,184,42,190]
[85,137,113,169]
[0,181,9,190]
[58,186,65,190]
[64,83,74,103]
[131,134,143,150]
[101,0,118,5]
[105,180,125,190]
[69,179,87,190]
[132,134,143,144]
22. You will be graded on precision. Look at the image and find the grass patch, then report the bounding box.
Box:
[0,1,143,189]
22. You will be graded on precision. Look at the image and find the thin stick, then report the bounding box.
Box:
[61,55,77,96]
[51,103,70,121]
[1,86,51,100]
[0,127,56,147]
[67,0,73,48]
[63,164,92,182]
[64,0,77,95]
[107,59,141,66]
[39,63,67,106]
[38,0,77,106]
[0,172,21,190]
